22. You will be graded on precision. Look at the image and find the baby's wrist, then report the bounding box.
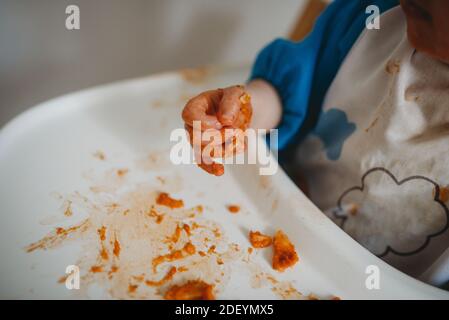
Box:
[245,79,282,130]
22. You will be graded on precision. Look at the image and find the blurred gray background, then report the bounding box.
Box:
[0,0,306,127]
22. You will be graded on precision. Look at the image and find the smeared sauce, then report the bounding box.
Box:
[152,242,196,272]
[434,185,449,203]
[25,156,317,299]
[25,220,89,253]
[145,266,177,287]
[113,237,121,258]
[156,192,184,209]
[90,265,103,273]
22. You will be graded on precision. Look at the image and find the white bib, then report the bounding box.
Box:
[296,6,449,283]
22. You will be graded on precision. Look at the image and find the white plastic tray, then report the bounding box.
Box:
[0,65,448,299]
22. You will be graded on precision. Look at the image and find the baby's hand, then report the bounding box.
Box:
[182,85,252,176]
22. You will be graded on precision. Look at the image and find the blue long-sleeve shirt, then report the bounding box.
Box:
[249,0,399,150]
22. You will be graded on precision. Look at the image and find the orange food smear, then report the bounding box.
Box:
[128,284,138,293]
[227,205,240,213]
[145,266,177,286]
[97,226,107,241]
[90,265,103,273]
[164,280,215,300]
[178,266,188,272]
[108,265,119,278]
[272,230,299,272]
[156,192,184,209]
[207,245,216,254]
[117,168,129,177]
[437,186,449,203]
[213,228,221,238]
[25,220,89,253]
[100,247,109,260]
[167,225,182,244]
[113,237,121,258]
[132,275,145,282]
[184,242,196,255]
[249,231,272,248]
[110,265,119,272]
[147,206,165,223]
[152,242,196,272]
[57,275,68,284]
[197,162,224,177]
[183,224,191,236]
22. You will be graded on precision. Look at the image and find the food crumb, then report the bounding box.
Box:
[116,169,129,177]
[249,231,272,248]
[227,205,240,214]
[272,230,299,272]
[184,242,196,255]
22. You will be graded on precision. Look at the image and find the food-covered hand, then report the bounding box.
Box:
[182,85,253,176]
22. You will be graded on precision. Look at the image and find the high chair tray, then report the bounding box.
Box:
[0,65,447,299]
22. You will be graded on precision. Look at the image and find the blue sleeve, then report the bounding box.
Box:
[249,0,399,150]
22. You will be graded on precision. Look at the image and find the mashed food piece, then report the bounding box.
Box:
[164,280,215,300]
[272,230,298,272]
[156,192,184,209]
[227,205,240,214]
[249,231,272,248]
